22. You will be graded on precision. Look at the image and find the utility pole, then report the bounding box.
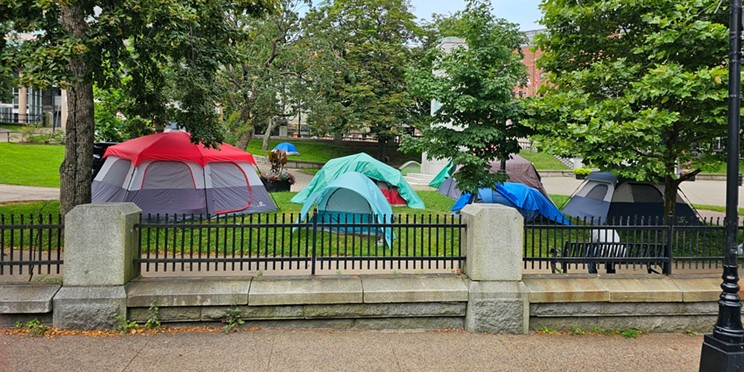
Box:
[699,1,744,370]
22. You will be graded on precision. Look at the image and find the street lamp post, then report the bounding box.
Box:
[699,0,744,370]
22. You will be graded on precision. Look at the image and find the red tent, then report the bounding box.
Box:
[94,132,275,217]
[104,131,256,166]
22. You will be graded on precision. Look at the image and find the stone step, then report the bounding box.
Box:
[404,172,436,186]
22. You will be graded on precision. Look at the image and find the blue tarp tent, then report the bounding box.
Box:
[452,182,570,225]
[273,142,300,155]
[297,172,395,246]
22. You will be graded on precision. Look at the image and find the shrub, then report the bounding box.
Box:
[573,167,592,176]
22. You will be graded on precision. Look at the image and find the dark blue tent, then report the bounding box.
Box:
[562,172,700,224]
[273,142,300,155]
[451,182,569,225]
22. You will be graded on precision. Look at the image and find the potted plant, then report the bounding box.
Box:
[573,167,592,180]
[260,150,295,192]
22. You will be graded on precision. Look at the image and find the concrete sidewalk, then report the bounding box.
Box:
[0,328,703,372]
[0,185,59,203]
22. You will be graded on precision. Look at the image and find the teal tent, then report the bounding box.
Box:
[297,172,395,246]
[428,161,455,189]
[290,153,425,209]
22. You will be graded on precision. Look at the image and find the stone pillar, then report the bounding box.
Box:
[60,89,68,130]
[18,87,27,123]
[53,203,141,329]
[460,204,529,334]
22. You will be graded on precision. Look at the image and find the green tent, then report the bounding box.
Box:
[297,172,395,246]
[428,161,455,189]
[290,153,425,209]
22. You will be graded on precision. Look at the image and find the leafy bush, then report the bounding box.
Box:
[573,167,592,176]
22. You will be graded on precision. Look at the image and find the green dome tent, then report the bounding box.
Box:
[290,153,425,209]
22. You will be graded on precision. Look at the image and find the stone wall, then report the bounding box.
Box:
[0,203,731,333]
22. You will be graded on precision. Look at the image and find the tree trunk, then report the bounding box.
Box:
[235,130,253,151]
[377,138,387,162]
[663,174,680,224]
[262,118,275,151]
[333,131,343,144]
[59,5,94,218]
[234,95,255,150]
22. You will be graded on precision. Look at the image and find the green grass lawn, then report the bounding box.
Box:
[2,137,730,215]
[0,191,573,218]
[518,150,568,170]
[0,137,569,189]
[0,143,64,187]
[245,138,421,166]
[705,161,744,174]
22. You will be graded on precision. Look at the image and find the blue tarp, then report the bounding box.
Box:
[451,182,570,225]
[273,142,300,155]
[297,172,395,246]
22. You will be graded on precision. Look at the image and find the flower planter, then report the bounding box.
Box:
[263,179,292,192]
[575,174,586,180]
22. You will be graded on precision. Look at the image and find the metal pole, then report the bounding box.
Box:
[699,0,744,369]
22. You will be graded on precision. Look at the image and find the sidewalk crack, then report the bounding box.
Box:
[121,335,151,372]
[266,333,277,372]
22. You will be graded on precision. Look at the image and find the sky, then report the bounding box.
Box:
[408,0,543,31]
[305,1,544,32]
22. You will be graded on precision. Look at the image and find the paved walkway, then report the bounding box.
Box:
[0,185,59,203]
[0,328,704,371]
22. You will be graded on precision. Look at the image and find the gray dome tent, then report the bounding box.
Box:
[562,172,700,224]
[435,154,552,201]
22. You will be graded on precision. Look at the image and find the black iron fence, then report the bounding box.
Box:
[524,216,743,274]
[135,212,465,275]
[0,214,64,276]
[3,211,742,278]
[0,113,42,125]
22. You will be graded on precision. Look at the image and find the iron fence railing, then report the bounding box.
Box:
[0,214,64,276]
[524,216,743,274]
[0,113,42,125]
[3,211,741,278]
[135,212,465,275]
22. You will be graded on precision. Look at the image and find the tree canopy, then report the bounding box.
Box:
[301,0,422,155]
[0,0,276,215]
[525,0,729,218]
[217,0,309,152]
[401,0,529,194]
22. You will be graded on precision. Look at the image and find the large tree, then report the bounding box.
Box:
[302,0,421,159]
[1,0,276,216]
[526,0,729,219]
[218,0,308,152]
[401,0,529,194]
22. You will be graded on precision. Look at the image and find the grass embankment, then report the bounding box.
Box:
[245,138,421,166]
[246,138,569,170]
[0,143,64,187]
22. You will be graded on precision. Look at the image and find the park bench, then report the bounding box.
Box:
[550,241,668,274]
